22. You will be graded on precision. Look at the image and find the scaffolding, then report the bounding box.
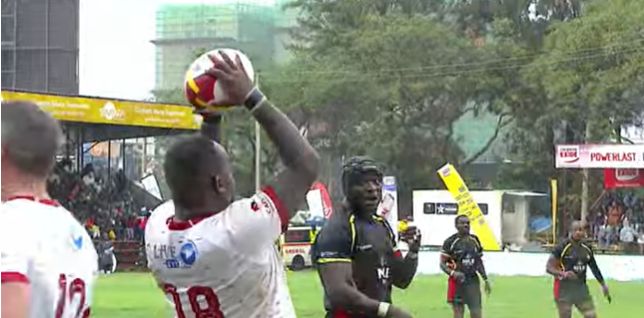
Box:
[152,1,283,92]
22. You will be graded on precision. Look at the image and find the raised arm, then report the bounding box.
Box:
[206,52,320,224]
[391,225,420,289]
[199,113,223,143]
[250,93,320,218]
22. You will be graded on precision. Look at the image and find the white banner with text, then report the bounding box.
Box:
[555,144,644,169]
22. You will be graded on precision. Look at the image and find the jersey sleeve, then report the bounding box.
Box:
[226,186,289,250]
[0,206,30,284]
[472,235,484,256]
[440,235,455,259]
[313,221,354,264]
[551,240,569,259]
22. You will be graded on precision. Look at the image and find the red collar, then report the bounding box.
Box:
[4,195,60,207]
[166,211,220,231]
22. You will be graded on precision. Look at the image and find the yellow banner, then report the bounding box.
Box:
[1,91,199,130]
[437,163,501,251]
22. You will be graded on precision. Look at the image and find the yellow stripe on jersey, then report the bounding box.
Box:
[318,258,352,264]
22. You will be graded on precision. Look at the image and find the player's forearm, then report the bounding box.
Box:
[475,258,488,280]
[392,252,418,289]
[250,95,319,179]
[326,284,381,315]
[589,260,605,284]
[546,263,562,277]
[440,261,453,275]
[200,114,223,142]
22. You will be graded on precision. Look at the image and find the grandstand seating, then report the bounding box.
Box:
[114,240,146,270]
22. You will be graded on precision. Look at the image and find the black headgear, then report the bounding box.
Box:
[341,156,382,196]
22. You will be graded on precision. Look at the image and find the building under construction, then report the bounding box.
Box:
[152,0,299,92]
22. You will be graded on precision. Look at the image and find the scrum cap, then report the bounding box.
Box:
[341,156,382,195]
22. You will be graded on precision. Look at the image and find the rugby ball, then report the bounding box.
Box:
[183,49,255,109]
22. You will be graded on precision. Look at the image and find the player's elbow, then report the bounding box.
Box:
[394,279,411,290]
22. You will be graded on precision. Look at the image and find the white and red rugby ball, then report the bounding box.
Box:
[183,49,255,109]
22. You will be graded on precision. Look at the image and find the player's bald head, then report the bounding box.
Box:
[1,100,63,178]
[163,134,232,209]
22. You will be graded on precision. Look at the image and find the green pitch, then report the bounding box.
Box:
[93,271,640,318]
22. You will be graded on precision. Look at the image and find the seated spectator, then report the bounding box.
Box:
[592,212,605,240]
[607,200,623,227]
[598,224,612,248]
[619,219,638,254]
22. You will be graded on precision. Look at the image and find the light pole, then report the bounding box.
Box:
[254,74,261,191]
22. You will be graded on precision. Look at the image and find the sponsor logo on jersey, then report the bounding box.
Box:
[377,267,390,280]
[178,240,198,266]
[70,227,84,251]
[152,240,199,269]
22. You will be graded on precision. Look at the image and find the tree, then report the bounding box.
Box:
[266,10,517,209]
[521,0,644,219]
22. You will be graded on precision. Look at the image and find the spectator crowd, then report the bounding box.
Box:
[47,159,151,243]
[590,190,644,255]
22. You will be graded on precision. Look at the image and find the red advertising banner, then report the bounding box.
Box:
[603,168,644,188]
[310,181,334,219]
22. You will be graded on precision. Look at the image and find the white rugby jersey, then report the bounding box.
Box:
[0,196,98,318]
[145,187,296,318]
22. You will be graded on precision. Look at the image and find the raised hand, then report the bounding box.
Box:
[205,51,254,107]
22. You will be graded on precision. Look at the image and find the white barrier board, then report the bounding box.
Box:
[416,251,644,282]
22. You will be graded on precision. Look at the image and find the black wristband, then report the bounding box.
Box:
[202,114,223,124]
[244,87,264,111]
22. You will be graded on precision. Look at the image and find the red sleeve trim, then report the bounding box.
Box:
[261,186,289,233]
[1,272,29,284]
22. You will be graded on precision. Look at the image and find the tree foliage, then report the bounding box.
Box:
[152,0,644,209]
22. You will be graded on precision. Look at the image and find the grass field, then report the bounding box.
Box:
[93,271,640,318]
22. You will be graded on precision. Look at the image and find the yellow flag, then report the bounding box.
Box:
[437,163,501,251]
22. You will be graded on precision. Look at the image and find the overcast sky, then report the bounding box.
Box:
[78,0,275,100]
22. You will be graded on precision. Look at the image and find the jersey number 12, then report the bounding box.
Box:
[164,283,224,318]
[55,274,90,318]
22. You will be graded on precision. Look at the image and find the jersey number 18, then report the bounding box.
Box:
[164,283,224,318]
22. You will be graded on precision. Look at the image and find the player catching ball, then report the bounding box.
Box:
[440,215,491,318]
[313,157,421,318]
[145,51,319,318]
[546,221,611,318]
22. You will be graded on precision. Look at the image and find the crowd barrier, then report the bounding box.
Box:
[115,243,644,281]
[415,251,644,282]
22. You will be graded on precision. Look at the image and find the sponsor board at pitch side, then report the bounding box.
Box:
[556,144,644,169]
